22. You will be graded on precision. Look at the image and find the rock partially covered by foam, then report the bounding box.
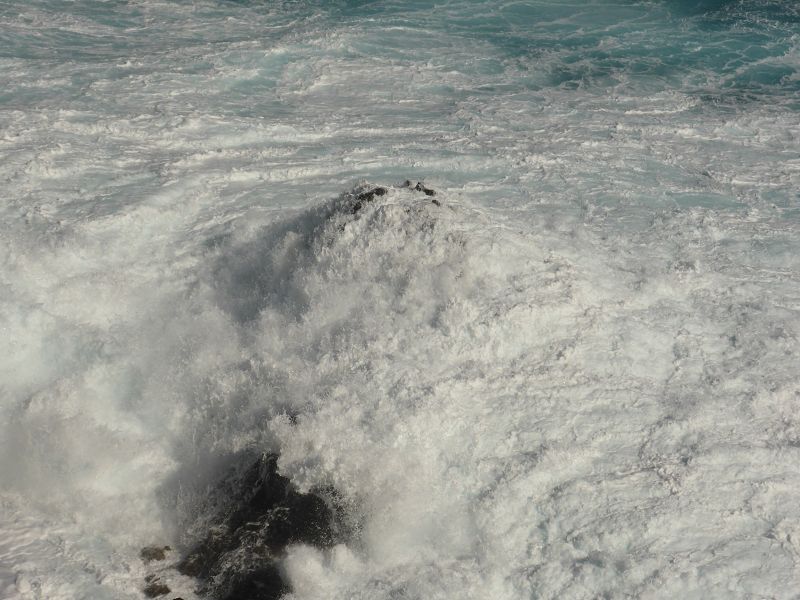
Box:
[175,181,448,599]
[345,181,439,214]
[402,180,437,197]
[140,545,171,563]
[142,575,171,598]
[349,186,388,214]
[178,453,342,600]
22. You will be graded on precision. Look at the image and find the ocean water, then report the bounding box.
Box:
[1,0,799,598]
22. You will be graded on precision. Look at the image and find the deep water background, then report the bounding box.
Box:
[1,1,799,599]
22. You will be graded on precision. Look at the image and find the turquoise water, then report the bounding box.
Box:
[4,1,797,92]
[1,0,796,211]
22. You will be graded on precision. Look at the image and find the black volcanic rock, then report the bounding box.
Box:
[178,453,342,600]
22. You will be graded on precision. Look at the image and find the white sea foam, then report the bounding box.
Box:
[1,0,799,598]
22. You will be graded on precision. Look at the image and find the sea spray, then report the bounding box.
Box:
[1,0,799,598]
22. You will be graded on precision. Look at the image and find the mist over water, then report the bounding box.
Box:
[1,1,799,599]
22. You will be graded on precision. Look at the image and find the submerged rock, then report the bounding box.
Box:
[178,453,342,600]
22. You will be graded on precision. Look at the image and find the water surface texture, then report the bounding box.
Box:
[1,1,799,599]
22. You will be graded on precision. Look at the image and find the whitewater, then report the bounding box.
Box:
[1,0,799,598]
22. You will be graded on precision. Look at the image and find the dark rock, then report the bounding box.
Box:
[222,565,287,600]
[351,186,387,214]
[414,182,436,196]
[140,546,171,563]
[431,198,441,206]
[401,180,437,197]
[143,581,171,598]
[347,182,440,215]
[177,453,342,600]
[358,186,387,201]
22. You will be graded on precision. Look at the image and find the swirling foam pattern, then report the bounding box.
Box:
[0,1,798,599]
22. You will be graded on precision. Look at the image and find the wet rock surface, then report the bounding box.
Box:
[140,548,175,598]
[347,181,439,215]
[140,546,172,563]
[350,186,387,213]
[402,180,437,196]
[177,453,343,600]
[143,578,171,598]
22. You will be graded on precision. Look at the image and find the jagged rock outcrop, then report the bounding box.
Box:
[346,181,439,214]
[177,454,342,600]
